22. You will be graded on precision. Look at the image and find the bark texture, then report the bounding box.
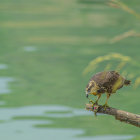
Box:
[86,104,140,128]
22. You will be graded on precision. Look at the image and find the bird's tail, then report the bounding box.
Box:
[124,80,131,86]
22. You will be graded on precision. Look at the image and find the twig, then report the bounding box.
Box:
[109,0,140,19]
[110,30,140,44]
[86,104,140,128]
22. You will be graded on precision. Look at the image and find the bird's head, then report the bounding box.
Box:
[86,80,99,98]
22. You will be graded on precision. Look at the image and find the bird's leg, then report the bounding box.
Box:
[86,96,94,104]
[102,93,111,110]
[94,94,101,105]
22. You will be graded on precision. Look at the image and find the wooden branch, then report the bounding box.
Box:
[86,104,140,128]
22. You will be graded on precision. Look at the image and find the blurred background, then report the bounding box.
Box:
[0,0,140,139]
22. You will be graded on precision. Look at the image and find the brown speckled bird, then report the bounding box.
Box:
[86,71,131,109]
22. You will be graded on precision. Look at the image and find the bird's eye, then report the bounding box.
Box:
[87,87,91,92]
[97,89,100,93]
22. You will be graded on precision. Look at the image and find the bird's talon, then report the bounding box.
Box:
[94,101,98,105]
[102,104,109,110]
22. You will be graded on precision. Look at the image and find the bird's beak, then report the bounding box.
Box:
[86,91,89,98]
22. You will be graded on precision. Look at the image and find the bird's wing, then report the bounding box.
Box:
[92,71,123,93]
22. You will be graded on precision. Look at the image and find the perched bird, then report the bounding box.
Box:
[86,71,131,109]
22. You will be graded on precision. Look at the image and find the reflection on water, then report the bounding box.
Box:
[0,120,83,140]
[24,46,37,52]
[0,105,134,140]
[0,105,93,121]
[0,65,14,105]
[0,77,14,94]
[81,135,134,140]
[0,101,6,105]
[0,64,8,69]
[0,119,134,140]
[0,121,134,140]
[45,105,95,118]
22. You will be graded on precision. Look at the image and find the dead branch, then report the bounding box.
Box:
[86,104,140,128]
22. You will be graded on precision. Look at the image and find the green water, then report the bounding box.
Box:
[0,0,140,139]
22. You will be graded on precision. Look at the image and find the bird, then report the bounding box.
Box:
[85,71,131,109]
